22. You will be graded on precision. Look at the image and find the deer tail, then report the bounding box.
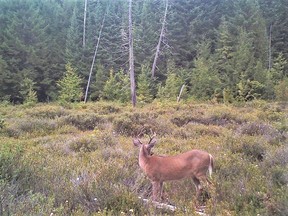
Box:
[208,154,214,178]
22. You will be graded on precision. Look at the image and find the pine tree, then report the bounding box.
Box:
[157,60,183,100]
[275,77,288,102]
[269,53,287,84]
[190,43,221,99]
[214,16,235,90]
[90,63,107,101]
[57,63,83,103]
[65,4,82,68]
[102,69,119,101]
[20,77,37,105]
[117,69,131,103]
[137,64,153,103]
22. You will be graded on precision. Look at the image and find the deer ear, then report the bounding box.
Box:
[133,139,142,147]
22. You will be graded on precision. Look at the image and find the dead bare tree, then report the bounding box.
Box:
[83,0,88,48]
[84,7,107,103]
[268,24,272,70]
[151,0,169,78]
[128,0,136,107]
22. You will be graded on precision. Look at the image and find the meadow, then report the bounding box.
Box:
[0,100,287,215]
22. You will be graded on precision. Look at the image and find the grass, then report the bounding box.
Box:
[0,100,287,215]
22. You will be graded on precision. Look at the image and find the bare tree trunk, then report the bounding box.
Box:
[151,0,168,78]
[83,0,88,48]
[268,24,272,70]
[177,84,185,102]
[84,10,106,103]
[128,0,136,107]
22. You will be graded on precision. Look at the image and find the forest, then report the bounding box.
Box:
[0,0,288,104]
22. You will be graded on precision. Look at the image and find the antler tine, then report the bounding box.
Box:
[135,127,146,144]
[137,127,146,138]
[148,129,157,144]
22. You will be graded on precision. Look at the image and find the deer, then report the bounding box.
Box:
[133,132,214,203]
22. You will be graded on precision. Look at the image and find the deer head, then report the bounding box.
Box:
[133,132,157,156]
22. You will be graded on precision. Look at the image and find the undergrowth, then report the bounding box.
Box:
[0,101,287,215]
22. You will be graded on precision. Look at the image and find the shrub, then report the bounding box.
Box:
[25,105,69,119]
[5,118,59,138]
[103,190,143,214]
[0,141,23,181]
[174,124,222,139]
[0,115,4,129]
[60,113,105,131]
[3,191,55,216]
[238,122,284,145]
[69,136,99,153]
[113,112,172,136]
[230,137,266,161]
[215,152,267,215]
[69,131,117,153]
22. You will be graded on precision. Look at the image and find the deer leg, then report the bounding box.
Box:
[152,181,161,201]
[192,177,203,202]
[159,181,166,201]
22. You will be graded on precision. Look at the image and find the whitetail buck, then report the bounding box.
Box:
[133,133,214,202]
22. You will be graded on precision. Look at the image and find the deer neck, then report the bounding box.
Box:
[138,145,151,170]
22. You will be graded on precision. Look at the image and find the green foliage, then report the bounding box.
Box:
[0,0,288,102]
[270,53,287,84]
[57,63,83,103]
[103,69,130,103]
[102,69,119,101]
[116,69,130,103]
[0,115,4,130]
[137,64,153,103]
[157,61,184,100]
[90,63,108,100]
[275,77,288,102]
[60,113,105,131]
[190,43,221,99]
[20,77,38,105]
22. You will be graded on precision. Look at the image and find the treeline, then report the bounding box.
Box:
[0,0,287,104]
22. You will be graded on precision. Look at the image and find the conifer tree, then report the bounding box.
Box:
[117,69,131,103]
[137,64,153,103]
[157,61,183,100]
[65,4,82,67]
[20,77,38,105]
[269,53,287,84]
[191,43,220,99]
[90,63,107,100]
[215,17,235,90]
[103,69,119,101]
[57,63,83,103]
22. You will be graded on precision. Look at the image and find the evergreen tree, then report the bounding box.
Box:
[65,3,82,68]
[269,53,287,84]
[57,63,83,103]
[157,61,183,100]
[191,43,221,99]
[102,69,119,101]
[90,63,107,101]
[275,77,288,102]
[116,69,130,103]
[214,16,235,91]
[232,0,268,63]
[0,0,50,102]
[137,64,153,103]
[20,77,37,105]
